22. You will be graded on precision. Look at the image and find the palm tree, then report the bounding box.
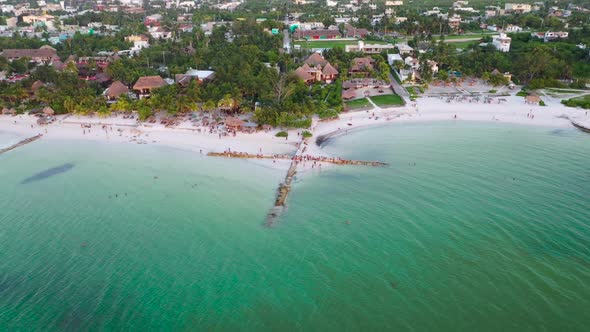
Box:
[110,96,132,113]
[217,94,235,112]
[64,97,77,114]
[201,100,216,112]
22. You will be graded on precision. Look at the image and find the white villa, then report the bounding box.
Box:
[492,33,511,52]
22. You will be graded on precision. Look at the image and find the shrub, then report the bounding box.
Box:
[562,96,590,109]
[318,108,339,119]
[276,131,288,138]
[302,131,313,138]
[539,100,546,106]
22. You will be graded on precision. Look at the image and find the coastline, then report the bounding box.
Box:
[1,94,588,160]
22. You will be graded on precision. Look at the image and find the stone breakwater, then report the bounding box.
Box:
[209,149,388,227]
[207,151,388,167]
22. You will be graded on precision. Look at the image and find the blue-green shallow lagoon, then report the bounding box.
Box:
[1,122,589,331]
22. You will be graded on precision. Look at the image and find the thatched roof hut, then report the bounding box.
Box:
[133,76,166,92]
[105,80,129,99]
[42,106,55,116]
[31,80,44,93]
[225,116,245,129]
[525,94,541,104]
[2,107,16,115]
[342,89,357,100]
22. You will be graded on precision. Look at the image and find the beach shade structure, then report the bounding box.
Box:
[2,107,16,115]
[342,89,357,100]
[225,116,245,130]
[42,106,55,116]
[525,94,541,105]
[105,81,130,100]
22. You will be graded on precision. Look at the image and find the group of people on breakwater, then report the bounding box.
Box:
[291,154,385,167]
[209,150,386,167]
[209,150,291,160]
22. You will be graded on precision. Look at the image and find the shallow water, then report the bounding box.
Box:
[1,122,589,331]
[0,130,24,150]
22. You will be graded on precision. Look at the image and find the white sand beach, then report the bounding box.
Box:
[1,94,589,165]
[310,93,589,149]
[0,113,301,157]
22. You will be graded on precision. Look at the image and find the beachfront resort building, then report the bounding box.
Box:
[344,24,369,38]
[294,53,339,84]
[125,35,150,53]
[1,45,60,64]
[349,57,375,76]
[104,81,130,101]
[293,28,340,40]
[531,31,569,42]
[133,75,167,98]
[345,41,395,54]
[505,3,532,14]
[175,69,215,86]
[492,33,512,52]
[395,43,414,55]
[448,15,462,30]
[505,24,523,33]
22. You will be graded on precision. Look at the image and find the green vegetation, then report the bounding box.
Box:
[275,131,288,137]
[302,131,313,138]
[539,100,546,106]
[547,88,587,94]
[406,86,420,100]
[344,98,371,109]
[562,95,590,109]
[445,41,479,49]
[318,108,339,119]
[294,39,389,49]
[414,29,590,89]
[294,40,357,49]
[1,0,589,127]
[516,90,529,97]
[370,94,405,107]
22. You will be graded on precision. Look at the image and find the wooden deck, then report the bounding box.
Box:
[0,134,43,156]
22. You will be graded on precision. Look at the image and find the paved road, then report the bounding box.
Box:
[283,29,291,54]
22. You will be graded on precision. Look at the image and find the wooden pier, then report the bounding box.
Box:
[0,134,43,156]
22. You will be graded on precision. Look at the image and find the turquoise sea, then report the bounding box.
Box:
[1,122,589,331]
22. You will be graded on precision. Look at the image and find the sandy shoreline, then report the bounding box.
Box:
[1,94,588,163]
